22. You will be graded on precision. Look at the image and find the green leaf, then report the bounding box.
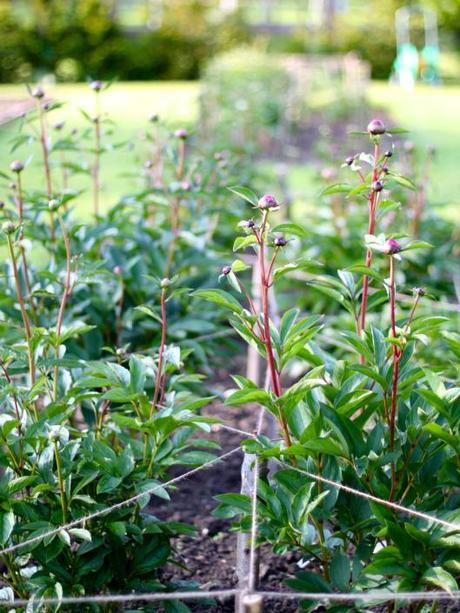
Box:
[226,388,275,410]
[320,183,352,196]
[422,567,458,594]
[193,289,242,314]
[233,234,258,252]
[330,550,350,592]
[422,424,459,451]
[386,171,417,191]
[346,263,385,283]
[129,355,146,394]
[228,185,258,206]
[271,223,308,238]
[0,511,14,545]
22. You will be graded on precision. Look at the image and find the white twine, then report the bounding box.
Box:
[3,588,460,609]
[0,446,242,556]
[1,589,238,608]
[276,459,460,532]
[259,590,460,602]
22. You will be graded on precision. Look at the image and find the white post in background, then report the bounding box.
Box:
[220,0,239,13]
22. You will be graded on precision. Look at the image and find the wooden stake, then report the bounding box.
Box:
[243,594,263,613]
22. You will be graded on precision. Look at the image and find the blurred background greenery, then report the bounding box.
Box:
[0,0,459,83]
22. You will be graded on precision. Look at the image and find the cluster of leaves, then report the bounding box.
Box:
[0,84,260,610]
[204,127,460,609]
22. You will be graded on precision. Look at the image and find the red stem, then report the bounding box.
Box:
[358,142,381,339]
[150,287,167,418]
[389,256,401,501]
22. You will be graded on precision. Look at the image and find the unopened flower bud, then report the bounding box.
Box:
[113,265,122,275]
[43,102,51,111]
[90,80,103,92]
[257,194,279,209]
[9,182,16,191]
[149,113,159,123]
[175,128,188,140]
[160,278,171,288]
[413,287,426,297]
[373,180,384,192]
[0,202,5,209]
[48,199,59,211]
[221,265,232,276]
[181,181,191,191]
[10,160,24,173]
[53,121,65,131]
[367,119,385,135]
[383,239,402,255]
[31,86,45,99]
[274,236,287,247]
[345,155,355,166]
[144,160,153,169]
[384,150,393,158]
[239,219,255,229]
[2,221,16,235]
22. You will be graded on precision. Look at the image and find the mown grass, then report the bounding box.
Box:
[369,81,460,217]
[0,81,200,217]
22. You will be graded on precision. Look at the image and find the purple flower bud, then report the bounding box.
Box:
[31,86,45,99]
[413,287,426,297]
[181,181,191,191]
[274,236,287,247]
[90,80,103,92]
[383,239,402,255]
[10,160,24,173]
[367,119,385,136]
[384,150,393,158]
[222,265,232,275]
[257,194,279,209]
[372,180,384,192]
[175,128,188,140]
[53,121,65,131]
[43,102,51,111]
[113,266,122,275]
[0,202,4,209]
[345,155,355,166]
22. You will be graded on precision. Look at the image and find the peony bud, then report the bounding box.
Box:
[10,160,24,173]
[367,119,385,135]
[2,221,16,235]
[221,265,232,276]
[257,194,279,210]
[372,180,384,192]
[160,278,171,288]
[31,86,45,99]
[175,128,188,140]
[383,239,402,255]
[90,80,103,92]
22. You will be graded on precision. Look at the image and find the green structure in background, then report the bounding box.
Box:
[392,6,440,88]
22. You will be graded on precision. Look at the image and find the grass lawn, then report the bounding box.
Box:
[369,81,460,217]
[0,81,200,217]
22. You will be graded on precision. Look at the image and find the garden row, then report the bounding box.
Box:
[0,74,458,612]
